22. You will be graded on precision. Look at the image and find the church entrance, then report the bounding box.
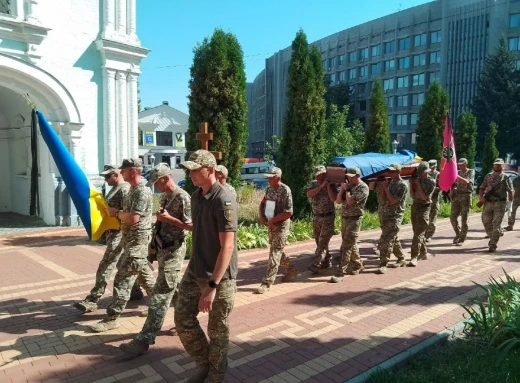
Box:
[0,54,82,226]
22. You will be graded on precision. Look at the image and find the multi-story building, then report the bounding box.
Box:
[247,0,520,157]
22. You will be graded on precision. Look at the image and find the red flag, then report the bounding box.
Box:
[439,114,458,191]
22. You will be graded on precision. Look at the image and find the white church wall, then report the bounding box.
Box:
[0,138,12,212]
[34,0,103,175]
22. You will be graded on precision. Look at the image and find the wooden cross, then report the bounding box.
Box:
[188,122,222,160]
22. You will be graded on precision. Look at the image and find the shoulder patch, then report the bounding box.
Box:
[225,200,232,206]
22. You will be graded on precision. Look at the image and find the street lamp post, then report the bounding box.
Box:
[392,140,399,154]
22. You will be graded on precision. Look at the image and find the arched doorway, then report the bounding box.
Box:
[0,54,83,226]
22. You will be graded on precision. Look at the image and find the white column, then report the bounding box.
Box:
[127,0,137,36]
[103,69,117,165]
[103,0,116,38]
[15,0,24,20]
[127,73,139,158]
[116,0,127,34]
[116,71,128,161]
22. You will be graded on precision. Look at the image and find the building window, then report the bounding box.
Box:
[430,71,440,83]
[383,78,394,90]
[396,95,408,107]
[330,73,336,83]
[413,53,426,67]
[386,96,394,108]
[371,63,381,75]
[156,131,173,146]
[396,114,407,126]
[384,59,395,71]
[410,113,418,125]
[517,60,520,70]
[329,57,336,68]
[339,70,346,81]
[372,45,381,57]
[322,60,327,69]
[412,93,425,105]
[414,33,427,47]
[359,65,368,77]
[358,83,366,93]
[385,41,395,54]
[349,51,357,62]
[509,37,520,51]
[349,68,356,79]
[399,37,410,50]
[359,100,367,112]
[398,57,410,69]
[396,133,407,144]
[359,47,369,60]
[397,76,408,88]
[430,51,441,64]
[339,54,346,65]
[510,14,520,28]
[413,73,425,86]
[431,30,442,44]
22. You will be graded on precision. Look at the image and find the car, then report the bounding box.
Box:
[240,163,273,181]
[505,171,519,179]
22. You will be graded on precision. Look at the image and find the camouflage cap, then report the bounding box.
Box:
[314,165,326,176]
[458,158,468,165]
[119,157,143,170]
[428,159,437,167]
[494,158,505,165]
[417,161,429,173]
[265,167,282,178]
[146,163,171,187]
[100,164,119,176]
[179,150,217,170]
[346,166,361,177]
[215,164,229,178]
[388,163,402,171]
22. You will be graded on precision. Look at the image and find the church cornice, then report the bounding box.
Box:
[0,16,50,45]
[95,38,150,73]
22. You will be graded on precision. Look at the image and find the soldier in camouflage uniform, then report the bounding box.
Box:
[256,167,298,294]
[89,158,156,333]
[408,161,436,267]
[479,158,513,252]
[307,166,336,274]
[376,163,408,274]
[330,167,369,283]
[119,163,192,357]
[425,160,440,242]
[450,158,475,246]
[505,172,520,231]
[73,165,131,312]
[175,150,238,383]
[369,180,385,255]
[216,165,237,201]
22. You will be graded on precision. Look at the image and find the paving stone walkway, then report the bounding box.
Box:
[0,214,519,383]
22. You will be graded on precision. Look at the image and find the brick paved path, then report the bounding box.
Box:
[1,214,519,383]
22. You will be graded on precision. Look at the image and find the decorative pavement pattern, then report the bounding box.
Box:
[0,214,519,383]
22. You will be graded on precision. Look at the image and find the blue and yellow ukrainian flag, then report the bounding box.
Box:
[37,111,119,240]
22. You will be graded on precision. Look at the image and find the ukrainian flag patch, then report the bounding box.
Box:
[225,200,232,206]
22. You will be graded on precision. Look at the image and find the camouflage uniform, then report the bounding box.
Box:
[507,176,520,228]
[262,183,297,285]
[135,187,191,345]
[480,172,513,249]
[105,181,156,319]
[223,183,237,202]
[378,179,408,266]
[338,181,369,275]
[309,180,335,268]
[450,168,475,242]
[425,170,440,239]
[410,177,436,260]
[83,182,130,303]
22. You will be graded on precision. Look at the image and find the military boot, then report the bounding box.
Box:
[186,365,209,383]
[73,300,98,313]
[119,339,149,357]
[281,269,300,282]
[129,285,144,301]
[89,318,120,333]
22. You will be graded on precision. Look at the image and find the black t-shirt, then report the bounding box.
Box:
[188,181,238,279]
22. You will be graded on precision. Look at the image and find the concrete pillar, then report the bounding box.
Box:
[103,69,117,165]
[116,0,127,34]
[116,71,128,162]
[103,0,116,38]
[127,73,139,158]
[127,0,137,36]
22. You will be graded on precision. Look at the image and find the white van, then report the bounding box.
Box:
[240,163,273,181]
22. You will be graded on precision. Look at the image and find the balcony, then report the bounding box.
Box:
[0,0,11,15]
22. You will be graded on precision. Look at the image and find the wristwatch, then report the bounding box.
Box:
[208,280,219,289]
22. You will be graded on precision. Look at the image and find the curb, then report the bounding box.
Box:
[345,320,467,383]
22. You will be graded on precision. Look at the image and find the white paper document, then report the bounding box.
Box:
[265,200,276,221]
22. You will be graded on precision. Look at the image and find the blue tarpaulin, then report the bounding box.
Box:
[331,150,419,178]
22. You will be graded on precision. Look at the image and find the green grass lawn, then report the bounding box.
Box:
[369,338,520,383]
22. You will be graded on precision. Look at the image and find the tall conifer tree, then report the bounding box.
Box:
[454,112,477,168]
[364,79,390,153]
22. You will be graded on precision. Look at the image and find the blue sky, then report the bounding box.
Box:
[136,0,430,114]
